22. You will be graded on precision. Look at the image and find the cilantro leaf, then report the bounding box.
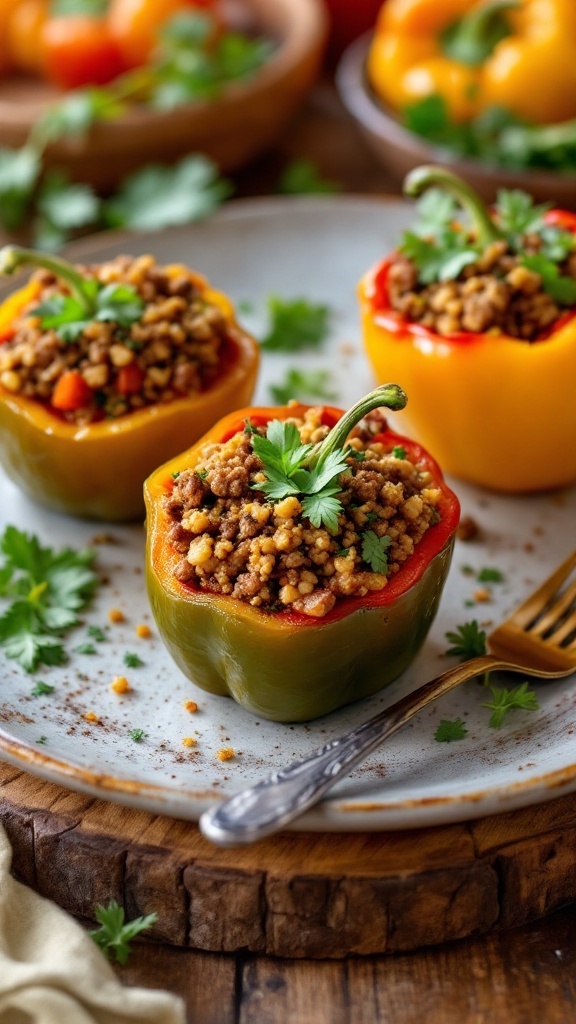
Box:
[400,230,478,285]
[278,159,339,195]
[75,642,97,655]
[521,254,576,305]
[87,625,106,642]
[494,189,549,244]
[260,297,332,352]
[434,718,468,742]
[124,652,144,668]
[411,187,460,237]
[129,728,147,743]
[103,155,231,231]
[477,567,505,583]
[0,146,41,231]
[392,446,407,459]
[35,171,100,250]
[445,620,487,661]
[89,900,157,964]
[481,681,539,729]
[32,280,144,342]
[31,680,55,696]
[32,87,125,147]
[269,368,338,405]
[361,531,392,574]
[301,490,342,533]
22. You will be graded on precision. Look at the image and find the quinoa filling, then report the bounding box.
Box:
[0,254,232,425]
[165,408,442,619]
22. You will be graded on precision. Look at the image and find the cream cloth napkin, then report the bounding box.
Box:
[0,823,185,1024]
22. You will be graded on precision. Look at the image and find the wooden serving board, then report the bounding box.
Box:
[2,759,576,958]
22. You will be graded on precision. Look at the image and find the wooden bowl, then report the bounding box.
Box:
[0,0,328,189]
[336,34,576,207]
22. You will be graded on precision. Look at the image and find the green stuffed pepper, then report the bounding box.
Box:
[145,385,460,722]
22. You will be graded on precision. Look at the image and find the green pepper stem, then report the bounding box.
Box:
[440,0,518,67]
[306,385,407,469]
[403,166,502,246]
[0,245,96,314]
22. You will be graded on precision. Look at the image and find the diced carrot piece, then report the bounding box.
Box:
[116,363,144,395]
[51,370,93,411]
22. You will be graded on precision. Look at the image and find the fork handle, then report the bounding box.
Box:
[199,654,510,847]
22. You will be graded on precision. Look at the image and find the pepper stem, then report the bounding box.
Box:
[306,385,407,469]
[403,166,502,246]
[0,245,96,314]
[440,0,518,67]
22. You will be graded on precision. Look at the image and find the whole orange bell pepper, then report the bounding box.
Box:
[108,0,214,69]
[6,0,48,76]
[368,0,576,125]
[0,247,259,521]
[359,166,576,493]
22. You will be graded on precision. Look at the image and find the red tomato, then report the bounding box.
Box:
[42,16,127,89]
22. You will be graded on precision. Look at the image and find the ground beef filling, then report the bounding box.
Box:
[165,408,442,619]
[0,254,231,425]
[388,238,576,341]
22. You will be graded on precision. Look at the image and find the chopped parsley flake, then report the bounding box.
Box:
[434,718,468,742]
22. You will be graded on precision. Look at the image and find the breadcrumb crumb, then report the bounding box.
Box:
[182,736,197,748]
[136,623,151,638]
[216,747,234,761]
[84,711,99,723]
[108,608,125,623]
[474,588,491,603]
[110,675,130,694]
[184,700,198,713]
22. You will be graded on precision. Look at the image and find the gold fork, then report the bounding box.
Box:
[200,550,576,846]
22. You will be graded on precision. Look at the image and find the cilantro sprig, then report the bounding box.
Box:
[401,167,576,303]
[251,385,407,532]
[481,681,539,728]
[89,900,157,964]
[445,620,487,661]
[0,526,97,672]
[0,245,145,342]
[260,297,332,353]
[269,368,337,405]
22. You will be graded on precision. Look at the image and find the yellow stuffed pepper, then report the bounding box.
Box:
[0,246,259,520]
[368,0,576,125]
[359,166,576,493]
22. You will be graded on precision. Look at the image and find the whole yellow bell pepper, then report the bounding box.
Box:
[359,167,576,494]
[368,0,576,125]
[0,247,259,521]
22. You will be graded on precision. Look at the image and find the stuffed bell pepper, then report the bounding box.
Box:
[0,246,259,520]
[359,166,576,492]
[145,385,460,722]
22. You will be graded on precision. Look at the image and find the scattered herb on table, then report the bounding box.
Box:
[36,736,47,745]
[434,718,468,742]
[260,297,332,353]
[0,526,97,672]
[268,368,338,405]
[444,621,487,661]
[31,680,55,697]
[89,900,158,964]
[129,728,147,743]
[481,682,539,729]
[75,643,97,655]
[477,567,506,583]
[278,159,339,195]
[124,652,144,668]
[87,626,107,643]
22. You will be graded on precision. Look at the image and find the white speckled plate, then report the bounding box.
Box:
[0,197,575,831]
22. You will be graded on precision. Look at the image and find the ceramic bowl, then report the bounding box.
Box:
[0,0,328,189]
[336,33,576,207]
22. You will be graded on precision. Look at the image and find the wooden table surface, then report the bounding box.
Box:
[6,80,576,1023]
